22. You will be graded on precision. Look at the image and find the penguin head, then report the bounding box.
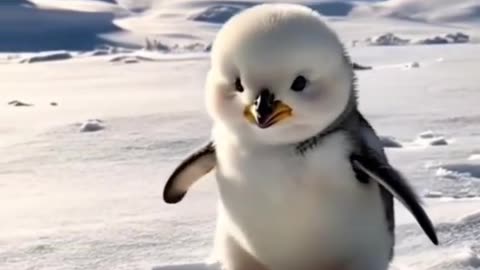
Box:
[206,4,355,145]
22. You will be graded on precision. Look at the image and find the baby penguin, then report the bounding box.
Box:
[163,3,438,270]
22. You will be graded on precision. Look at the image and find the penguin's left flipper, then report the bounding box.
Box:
[163,141,216,204]
[350,132,439,245]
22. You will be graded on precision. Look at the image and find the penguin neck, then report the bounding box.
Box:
[295,88,358,155]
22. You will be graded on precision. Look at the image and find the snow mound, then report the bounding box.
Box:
[414,131,449,146]
[0,0,125,52]
[153,262,221,270]
[8,100,33,107]
[418,130,437,139]
[189,2,357,24]
[426,248,480,269]
[403,61,420,69]
[424,190,444,198]
[142,39,209,53]
[352,62,372,70]
[308,2,356,17]
[190,5,245,24]
[380,136,402,148]
[440,163,480,179]
[19,51,73,63]
[413,32,470,45]
[109,53,176,63]
[431,162,480,198]
[352,0,480,23]
[80,119,105,132]
[363,32,471,47]
[468,154,480,161]
[458,210,480,224]
[365,33,410,46]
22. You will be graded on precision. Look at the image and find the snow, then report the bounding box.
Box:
[1,1,480,270]
[19,51,73,63]
[380,136,403,148]
[80,119,105,132]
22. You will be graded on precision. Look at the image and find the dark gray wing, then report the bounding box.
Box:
[350,114,439,246]
[163,141,216,204]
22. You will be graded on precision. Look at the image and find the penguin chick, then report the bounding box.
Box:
[164,4,438,270]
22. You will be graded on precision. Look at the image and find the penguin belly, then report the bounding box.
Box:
[214,133,392,270]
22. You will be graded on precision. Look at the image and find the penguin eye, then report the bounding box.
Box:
[290,76,308,92]
[234,77,244,92]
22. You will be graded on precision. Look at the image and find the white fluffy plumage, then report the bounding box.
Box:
[204,3,393,270]
[206,3,353,145]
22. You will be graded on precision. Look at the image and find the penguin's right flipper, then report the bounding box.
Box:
[351,116,439,245]
[163,141,216,204]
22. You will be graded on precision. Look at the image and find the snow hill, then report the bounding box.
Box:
[0,0,478,52]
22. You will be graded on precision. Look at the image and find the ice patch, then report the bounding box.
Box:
[80,119,105,132]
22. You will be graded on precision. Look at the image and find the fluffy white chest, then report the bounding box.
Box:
[214,131,391,270]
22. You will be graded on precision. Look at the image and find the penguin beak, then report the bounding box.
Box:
[244,89,292,129]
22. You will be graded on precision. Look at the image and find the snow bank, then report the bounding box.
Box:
[189,1,357,24]
[363,32,471,47]
[431,161,480,198]
[190,5,246,24]
[427,248,480,269]
[142,39,210,53]
[19,51,73,63]
[352,62,372,70]
[468,154,480,161]
[413,32,470,45]
[0,0,124,52]
[8,100,33,107]
[351,0,480,23]
[80,119,105,132]
[153,262,221,270]
[440,163,480,179]
[424,190,443,198]
[414,131,449,146]
[365,33,410,46]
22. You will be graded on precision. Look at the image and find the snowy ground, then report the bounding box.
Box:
[1,1,480,270]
